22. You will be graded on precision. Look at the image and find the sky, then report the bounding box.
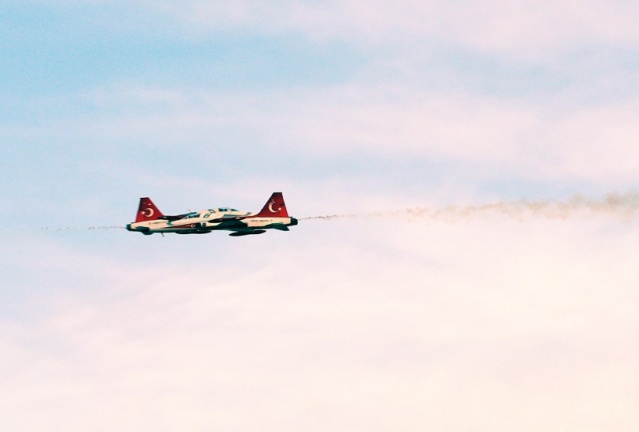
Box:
[2,1,639,431]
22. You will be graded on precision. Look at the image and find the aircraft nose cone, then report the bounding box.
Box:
[126,224,133,231]
[290,217,298,226]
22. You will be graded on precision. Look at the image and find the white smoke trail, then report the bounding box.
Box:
[39,226,126,231]
[300,192,639,222]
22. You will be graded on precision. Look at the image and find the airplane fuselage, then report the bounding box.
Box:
[126,197,298,236]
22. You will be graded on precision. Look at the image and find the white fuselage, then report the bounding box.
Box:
[127,207,297,235]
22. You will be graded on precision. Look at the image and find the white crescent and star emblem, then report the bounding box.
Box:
[268,200,282,213]
[142,208,155,217]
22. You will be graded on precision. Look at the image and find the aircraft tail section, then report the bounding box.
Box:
[254,192,289,218]
[135,197,164,222]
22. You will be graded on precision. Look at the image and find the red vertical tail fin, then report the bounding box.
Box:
[254,192,289,217]
[135,197,164,222]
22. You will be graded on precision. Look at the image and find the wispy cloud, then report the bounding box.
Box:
[19,83,638,189]
[19,1,639,59]
[137,1,639,58]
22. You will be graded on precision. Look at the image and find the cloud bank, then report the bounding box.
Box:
[2,215,639,431]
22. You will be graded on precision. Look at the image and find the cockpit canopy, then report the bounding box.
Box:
[192,208,243,219]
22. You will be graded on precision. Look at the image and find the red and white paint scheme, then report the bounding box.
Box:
[126,192,298,236]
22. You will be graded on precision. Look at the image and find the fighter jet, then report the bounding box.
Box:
[126,192,298,236]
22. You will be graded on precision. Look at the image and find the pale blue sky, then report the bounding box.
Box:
[3,2,639,215]
[3,1,638,224]
[2,1,639,431]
